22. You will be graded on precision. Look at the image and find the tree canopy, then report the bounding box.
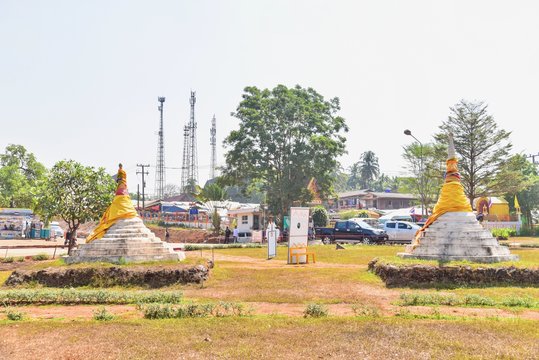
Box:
[436,100,512,206]
[37,160,115,253]
[223,85,348,220]
[0,144,46,208]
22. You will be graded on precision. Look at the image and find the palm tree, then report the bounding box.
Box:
[359,151,380,188]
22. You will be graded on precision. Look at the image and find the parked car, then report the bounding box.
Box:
[49,221,64,239]
[315,220,388,245]
[383,221,421,244]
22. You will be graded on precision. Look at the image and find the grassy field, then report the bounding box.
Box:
[0,242,538,359]
[0,317,537,359]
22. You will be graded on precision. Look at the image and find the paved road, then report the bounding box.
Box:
[0,237,78,258]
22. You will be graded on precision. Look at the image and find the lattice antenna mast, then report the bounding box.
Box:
[188,91,198,191]
[180,124,190,192]
[210,114,217,179]
[154,97,166,199]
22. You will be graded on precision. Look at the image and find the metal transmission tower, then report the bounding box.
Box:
[209,114,217,179]
[180,91,199,193]
[154,97,166,199]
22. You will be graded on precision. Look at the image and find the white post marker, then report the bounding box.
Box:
[288,207,310,264]
[267,219,278,259]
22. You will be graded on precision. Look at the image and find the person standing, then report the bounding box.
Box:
[232,226,239,243]
[224,226,231,244]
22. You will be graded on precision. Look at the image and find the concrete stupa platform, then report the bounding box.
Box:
[66,217,185,264]
[399,212,518,263]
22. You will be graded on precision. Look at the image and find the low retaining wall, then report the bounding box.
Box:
[6,264,210,288]
[368,258,539,287]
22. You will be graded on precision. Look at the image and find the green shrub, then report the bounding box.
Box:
[463,294,496,307]
[400,293,459,306]
[1,257,14,263]
[303,303,328,318]
[6,309,24,321]
[400,293,537,309]
[490,228,516,240]
[311,206,329,227]
[500,296,536,308]
[351,304,380,317]
[140,302,250,319]
[93,307,115,321]
[16,257,25,262]
[31,253,49,261]
[0,289,183,305]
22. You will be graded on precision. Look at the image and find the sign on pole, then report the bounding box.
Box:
[288,207,309,264]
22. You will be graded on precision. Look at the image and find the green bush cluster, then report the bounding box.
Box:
[303,303,329,318]
[490,228,517,240]
[400,293,538,308]
[5,308,24,321]
[31,253,50,261]
[141,301,250,319]
[311,206,329,227]
[93,307,115,321]
[400,293,460,306]
[1,257,14,263]
[0,289,183,305]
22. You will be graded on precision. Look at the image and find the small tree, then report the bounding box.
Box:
[195,183,228,235]
[311,206,329,227]
[37,160,115,254]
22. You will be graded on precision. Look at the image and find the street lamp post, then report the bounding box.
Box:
[404,129,425,218]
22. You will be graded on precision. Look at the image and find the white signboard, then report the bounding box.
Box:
[267,221,278,259]
[288,207,310,264]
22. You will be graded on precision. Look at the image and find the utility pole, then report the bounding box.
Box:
[137,164,150,212]
[526,153,539,165]
[137,184,140,211]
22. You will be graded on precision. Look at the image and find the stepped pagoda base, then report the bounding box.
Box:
[398,212,518,263]
[66,217,184,264]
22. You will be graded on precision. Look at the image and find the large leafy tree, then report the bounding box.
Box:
[0,144,46,208]
[223,85,348,220]
[37,160,115,254]
[436,100,512,206]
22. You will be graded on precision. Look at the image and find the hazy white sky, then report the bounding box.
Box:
[1,0,538,196]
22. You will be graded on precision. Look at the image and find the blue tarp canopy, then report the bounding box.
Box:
[161,204,188,213]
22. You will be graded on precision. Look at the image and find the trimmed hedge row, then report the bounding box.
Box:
[368,258,539,287]
[6,264,209,288]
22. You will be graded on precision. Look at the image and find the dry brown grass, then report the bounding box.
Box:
[0,317,537,359]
